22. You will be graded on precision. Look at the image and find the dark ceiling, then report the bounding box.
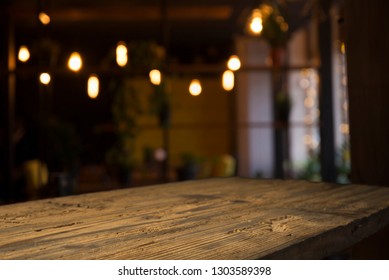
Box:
[7,0,310,64]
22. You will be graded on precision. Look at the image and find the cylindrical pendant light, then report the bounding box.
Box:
[116,41,128,67]
[87,74,99,99]
[222,70,234,91]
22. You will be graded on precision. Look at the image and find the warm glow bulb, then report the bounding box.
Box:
[227,55,241,71]
[222,70,234,91]
[340,123,349,134]
[18,46,30,62]
[250,18,263,34]
[87,74,99,99]
[68,52,82,72]
[189,79,202,96]
[39,73,51,85]
[341,42,346,54]
[248,9,263,35]
[116,42,128,67]
[149,69,161,85]
[39,12,51,25]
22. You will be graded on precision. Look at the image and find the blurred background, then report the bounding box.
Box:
[0,0,349,203]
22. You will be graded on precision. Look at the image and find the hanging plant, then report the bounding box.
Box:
[260,1,290,48]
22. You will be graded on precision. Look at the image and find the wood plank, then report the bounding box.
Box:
[1,178,389,259]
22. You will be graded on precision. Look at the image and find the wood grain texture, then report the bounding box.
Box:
[1,177,389,259]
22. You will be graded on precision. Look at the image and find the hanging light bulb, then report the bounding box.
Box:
[68,52,82,72]
[222,70,234,91]
[38,12,51,25]
[341,42,346,54]
[149,69,161,85]
[39,73,51,85]
[18,45,30,62]
[87,74,99,99]
[247,9,263,35]
[227,55,241,71]
[116,41,128,67]
[189,79,202,96]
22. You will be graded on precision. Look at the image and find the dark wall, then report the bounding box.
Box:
[346,0,389,186]
[345,0,389,259]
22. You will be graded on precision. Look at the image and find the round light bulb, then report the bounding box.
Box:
[250,18,263,34]
[39,73,51,85]
[18,46,30,62]
[248,9,263,35]
[68,52,82,72]
[189,79,202,96]
[39,12,51,25]
[227,55,241,71]
[149,69,161,85]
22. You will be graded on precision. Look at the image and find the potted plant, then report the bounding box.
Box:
[176,153,200,181]
[107,81,142,186]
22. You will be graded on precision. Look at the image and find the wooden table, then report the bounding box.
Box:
[1,177,389,259]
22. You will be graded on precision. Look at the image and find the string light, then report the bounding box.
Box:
[39,73,51,85]
[18,46,30,62]
[222,70,234,91]
[338,41,350,138]
[227,55,241,71]
[299,68,320,153]
[68,52,82,72]
[87,74,99,99]
[340,123,349,134]
[149,69,162,85]
[341,42,346,54]
[116,42,128,67]
[38,12,51,25]
[247,9,263,35]
[189,79,202,96]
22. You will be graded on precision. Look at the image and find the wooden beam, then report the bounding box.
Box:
[11,5,233,23]
[318,0,337,182]
[0,2,16,203]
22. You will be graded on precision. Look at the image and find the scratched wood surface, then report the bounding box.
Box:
[1,177,389,259]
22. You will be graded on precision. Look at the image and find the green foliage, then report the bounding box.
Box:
[112,82,142,139]
[336,140,351,184]
[149,82,171,128]
[180,152,201,168]
[128,41,165,71]
[107,40,169,169]
[108,81,143,169]
[260,1,289,47]
[297,140,351,184]
[297,152,322,182]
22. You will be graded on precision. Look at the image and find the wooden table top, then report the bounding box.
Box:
[1,177,389,259]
